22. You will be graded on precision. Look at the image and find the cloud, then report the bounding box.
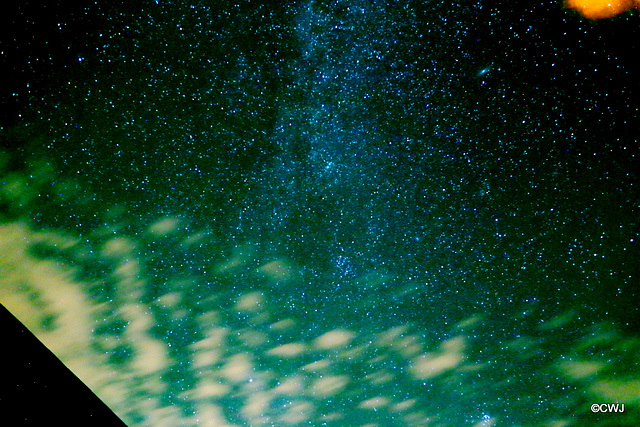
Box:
[564,0,639,20]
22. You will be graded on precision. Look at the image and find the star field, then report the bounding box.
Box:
[1,1,639,426]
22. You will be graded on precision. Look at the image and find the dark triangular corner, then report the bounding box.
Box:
[0,303,127,426]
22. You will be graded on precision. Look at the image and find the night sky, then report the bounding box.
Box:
[1,1,639,425]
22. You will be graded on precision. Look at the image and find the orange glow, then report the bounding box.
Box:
[564,0,639,19]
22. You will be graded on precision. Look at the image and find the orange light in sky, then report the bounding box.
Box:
[564,0,639,19]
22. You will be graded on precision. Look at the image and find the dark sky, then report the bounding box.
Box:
[1,0,638,331]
